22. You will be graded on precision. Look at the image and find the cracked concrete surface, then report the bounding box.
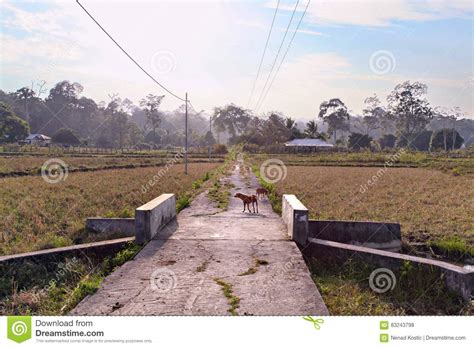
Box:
[71,156,328,315]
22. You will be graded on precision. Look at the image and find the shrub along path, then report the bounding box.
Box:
[72,155,328,315]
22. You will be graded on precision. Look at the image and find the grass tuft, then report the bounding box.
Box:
[213,278,240,315]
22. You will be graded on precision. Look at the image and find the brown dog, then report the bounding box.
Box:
[234,193,258,213]
[256,188,268,200]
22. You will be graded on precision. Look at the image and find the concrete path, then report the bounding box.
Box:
[72,156,328,315]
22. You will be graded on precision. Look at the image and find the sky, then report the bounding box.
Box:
[0,0,473,120]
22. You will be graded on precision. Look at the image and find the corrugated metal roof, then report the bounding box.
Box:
[26,134,51,140]
[284,138,333,147]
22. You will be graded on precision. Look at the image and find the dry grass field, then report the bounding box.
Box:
[277,166,473,252]
[0,162,219,255]
[0,154,223,175]
[248,151,474,259]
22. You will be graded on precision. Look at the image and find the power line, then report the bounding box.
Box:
[252,0,300,111]
[256,0,311,112]
[76,0,186,102]
[246,0,280,108]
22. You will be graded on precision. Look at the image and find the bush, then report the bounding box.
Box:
[213,143,228,154]
[242,143,260,153]
[348,132,372,150]
[0,102,29,143]
[52,128,81,145]
[430,129,464,151]
[379,134,396,149]
[144,131,161,144]
[397,131,432,151]
[133,141,152,150]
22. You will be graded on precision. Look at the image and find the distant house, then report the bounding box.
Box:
[284,138,334,151]
[24,134,52,146]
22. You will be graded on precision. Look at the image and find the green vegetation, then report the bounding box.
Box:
[0,102,29,143]
[429,237,474,259]
[310,258,470,315]
[195,261,209,273]
[191,171,211,189]
[208,180,233,210]
[250,163,281,214]
[0,242,142,315]
[176,194,190,212]
[238,258,269,276]
[213,278,240,316]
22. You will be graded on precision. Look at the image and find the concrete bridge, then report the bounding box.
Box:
[72,158,329,315]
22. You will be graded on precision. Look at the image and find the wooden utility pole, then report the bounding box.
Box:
[208,115,212,162]
[185,92,188,174]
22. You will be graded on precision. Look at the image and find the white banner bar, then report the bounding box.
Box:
[0,316,472,347]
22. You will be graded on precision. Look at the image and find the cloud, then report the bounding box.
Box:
[256,52,472,119]
[280,28,325,36]
[264,0,474,27]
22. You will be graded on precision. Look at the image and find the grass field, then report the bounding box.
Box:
[249,151,473,315]
[0,153,224,176]
[0,162,219,255]
[250,149,474,176]
[250,153,474,259]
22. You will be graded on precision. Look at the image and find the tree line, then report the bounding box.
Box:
[0,80,472,152]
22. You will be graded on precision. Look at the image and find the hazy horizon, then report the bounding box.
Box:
[1,0,473,120]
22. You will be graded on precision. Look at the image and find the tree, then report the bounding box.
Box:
[431,129,464,151]
[362,94,386,135]
[144,131,161,145]
[15,87,35,124]
[285,116,302,139]
[387,81,433,142]
[397,130,432,151]
[260,112,291,145]
[304,120,318,138]
[348,132,372,150]
[212,104,251,144]
[44,81,84,134]
[285,117,296,130]
[204,130,216,146]
[139,94,165,133]
[379,134,397,149]
[52,128,81,145]
[318,98,350,143]
[0,102,29,143]
[433,106,464,151]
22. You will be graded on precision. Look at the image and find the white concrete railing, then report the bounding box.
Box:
[135,193,176,244]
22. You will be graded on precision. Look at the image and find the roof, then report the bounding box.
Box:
[26,134,51,140]
[284,138,333,147]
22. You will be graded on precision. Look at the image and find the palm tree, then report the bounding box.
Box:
[15,87,35,125]
[304,120,318,138]
[285,117,296,130]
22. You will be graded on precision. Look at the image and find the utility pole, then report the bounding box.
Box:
[185,92,188,174]
[208,115,211,162]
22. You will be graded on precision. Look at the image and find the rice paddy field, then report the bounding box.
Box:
[0,162,219,255]
[0,153,224,176]
[249,151,474,259]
